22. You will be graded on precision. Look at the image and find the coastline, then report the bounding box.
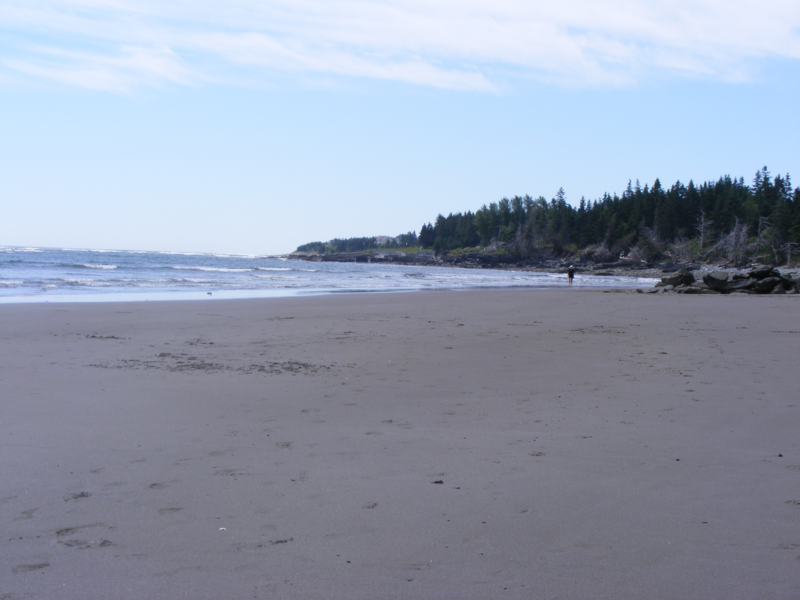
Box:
[286,251,800,281]
[3,289,799,599]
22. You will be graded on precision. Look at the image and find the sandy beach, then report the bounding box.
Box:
[2,289,799,599]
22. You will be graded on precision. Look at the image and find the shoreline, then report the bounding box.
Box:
[287,251,800,280]
[0,273,657,306]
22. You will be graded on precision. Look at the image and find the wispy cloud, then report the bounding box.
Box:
[2,0,799,92]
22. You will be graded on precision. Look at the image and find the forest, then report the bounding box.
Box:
[418,167,799,264]
[297,167,800,265]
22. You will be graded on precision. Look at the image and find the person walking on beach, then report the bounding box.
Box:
[567,265,575,287]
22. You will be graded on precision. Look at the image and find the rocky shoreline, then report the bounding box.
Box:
[285,250,800,283]
[643,266,800,295]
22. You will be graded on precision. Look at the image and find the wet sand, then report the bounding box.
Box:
[2,289,799,599]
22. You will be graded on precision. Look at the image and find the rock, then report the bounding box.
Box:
[754,277,781,293]
[783,277,800,292]
[663,284,674,292]
[771,285,787,295]
[661,270,695,287]
[690,281,710,289]
[703,271,730,291]
[725,277,756,292]
[748,267,780,280]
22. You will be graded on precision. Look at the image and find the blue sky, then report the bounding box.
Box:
[2,1,799,255]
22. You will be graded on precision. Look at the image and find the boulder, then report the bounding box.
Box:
[782,277,800,291]
[754,277,781,293]
[771,285,787,295]
[725,277,756,291]
[748,267,780,280]
[703,271,730,291]
[661,269,695,287]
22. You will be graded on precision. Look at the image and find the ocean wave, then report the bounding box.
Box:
[151,250,257,259]
[0,280,22,287]
[1,247,43,253]
[171,266,252,273]
[255,267,292,271]
[211,252,258,259]
[58,262,119,270]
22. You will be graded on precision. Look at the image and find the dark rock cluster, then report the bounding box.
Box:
[647,267,800,295]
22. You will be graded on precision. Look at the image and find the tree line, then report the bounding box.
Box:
[418,167,799,263]
[296,232,418,254]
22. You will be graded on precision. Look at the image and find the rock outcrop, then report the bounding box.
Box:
[647,267,799,295]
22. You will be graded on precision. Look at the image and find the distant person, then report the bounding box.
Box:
[567,265,575,287]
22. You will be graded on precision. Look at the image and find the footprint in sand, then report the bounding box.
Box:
[12,563,50,573]
[270,537,293,545]
[15,508,38,521]
[55,523,106,537]
[64,492,91,501]
[58,538,113,549]
[158,507,184,515]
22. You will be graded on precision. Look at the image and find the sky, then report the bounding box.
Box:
[2,1,800,255]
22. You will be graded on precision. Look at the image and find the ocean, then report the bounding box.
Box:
[0,246,657,303]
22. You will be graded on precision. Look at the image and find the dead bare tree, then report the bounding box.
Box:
[712,218,749,265]
[695,209,713,249]
[757,216,771,255]
[781,241,799,267]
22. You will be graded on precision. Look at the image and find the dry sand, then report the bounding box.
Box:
[2,289,799,599]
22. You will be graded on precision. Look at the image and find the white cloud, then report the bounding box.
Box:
[2,0,799,91]
[3,44,194,91]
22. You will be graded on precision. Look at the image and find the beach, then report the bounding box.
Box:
[2,289,799,599]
